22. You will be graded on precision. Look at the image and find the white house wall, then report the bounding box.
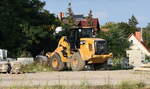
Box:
[128,35,150,56]
[126,50,145,67]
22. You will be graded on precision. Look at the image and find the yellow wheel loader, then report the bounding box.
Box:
[46,27,112,71]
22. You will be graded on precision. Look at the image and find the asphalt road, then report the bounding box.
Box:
[0,70,150,87]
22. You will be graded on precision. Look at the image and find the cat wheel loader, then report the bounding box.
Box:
[46,27,112,71]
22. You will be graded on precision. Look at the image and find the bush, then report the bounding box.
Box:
[112,57,122,70]
[145,55,150,62]
[112,57,130,70]
[21,62,52,73]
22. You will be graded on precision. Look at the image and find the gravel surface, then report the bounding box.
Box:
[0,70,150,87]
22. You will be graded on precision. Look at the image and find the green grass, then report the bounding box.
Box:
[21,62,52,73]
[1,81,148,89]
[118,81,146,89]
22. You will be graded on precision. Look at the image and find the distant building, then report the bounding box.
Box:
[128,31,150,56]
[126,30,150,67]
[58,12,100,32]
[73,15,84,20]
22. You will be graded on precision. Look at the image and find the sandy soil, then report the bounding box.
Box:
[0,70,150,87]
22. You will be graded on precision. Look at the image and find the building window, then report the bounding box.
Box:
[130,40,133,44]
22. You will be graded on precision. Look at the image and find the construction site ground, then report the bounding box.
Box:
[0,70,150,87]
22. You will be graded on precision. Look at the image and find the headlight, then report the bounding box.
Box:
[80,40,86,45]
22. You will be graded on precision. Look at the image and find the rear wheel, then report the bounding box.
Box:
[50,53,65,71]
[71,52,85,71]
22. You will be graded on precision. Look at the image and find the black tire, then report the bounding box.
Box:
[71,52,85,71]
[50,53,65,71]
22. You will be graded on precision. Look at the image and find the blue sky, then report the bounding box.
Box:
[43,0,150,27]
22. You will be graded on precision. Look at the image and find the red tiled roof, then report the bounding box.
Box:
[79,18,100,30]
[134,31,142,42]
[133,31,150,52]
[141,42,150,52]
[62,18,100,30]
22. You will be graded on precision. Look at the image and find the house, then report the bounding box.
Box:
[79,18,100,31]
[128,31,150,56]
[58,12,100,32]
[126,30,150,67]
[73,15,84,20]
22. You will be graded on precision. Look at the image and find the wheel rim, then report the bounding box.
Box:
[52,58,58,68]
[72,58,78,66]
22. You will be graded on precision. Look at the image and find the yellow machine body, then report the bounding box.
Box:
[47,36,112,64]
[46,36,70,62]
[79,38,112,64]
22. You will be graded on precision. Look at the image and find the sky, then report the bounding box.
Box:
[43,0,150,27]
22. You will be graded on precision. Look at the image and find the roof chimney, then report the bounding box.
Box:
[59,12,64,20]
[134,28,143,42]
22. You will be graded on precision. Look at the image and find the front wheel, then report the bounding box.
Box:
[71,52,85,71]
[50,53,65,71]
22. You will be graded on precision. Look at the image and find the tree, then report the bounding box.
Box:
[58,3,77,38]
[117,22,133,37]
[101,22,117,29]
[97,22,130,57]
[145,23,150,30]
[0,0,61,57]
[87,10,93,26]
[66,3,75,27]
[128,15,138,27]
[143,23,150,47]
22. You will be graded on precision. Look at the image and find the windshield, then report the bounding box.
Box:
[95,40,108,55]
[79,28,93,38]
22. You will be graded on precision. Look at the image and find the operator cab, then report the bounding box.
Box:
[79,28,93,38]
[68,28,94,51]
[68,27,108,54]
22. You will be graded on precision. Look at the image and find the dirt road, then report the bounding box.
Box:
[0,70,150,87]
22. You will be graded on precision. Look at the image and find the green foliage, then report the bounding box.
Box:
[101,22,117,29]
[101,21,136,38]
[24,26,58,56]
[128,15,139,28]
[66,3,75,27]
[0,0,61,57]
[143,23,150,48]
[117,22,134,37]
[112,57,122,69]
[118,81,145,89]
[87,10,93,26]
[97,22,130,57]
[145,55,150,62]
[21,62,52,73]
[4,81,146,89]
